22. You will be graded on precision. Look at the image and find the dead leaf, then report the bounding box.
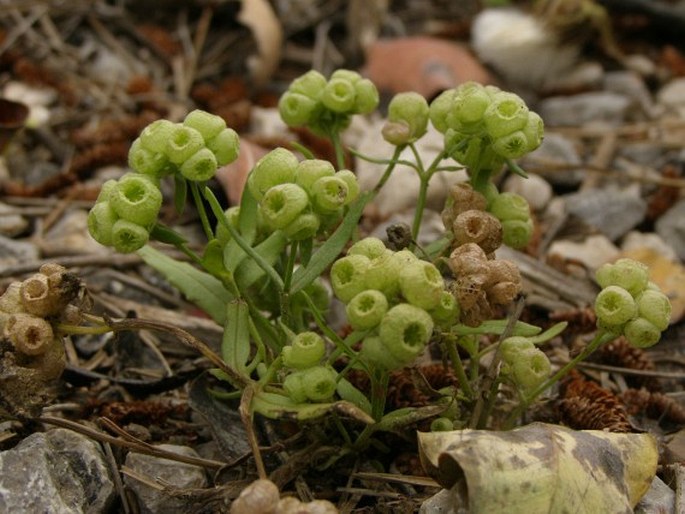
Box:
[237,0,283,86]
[418,423,658,514]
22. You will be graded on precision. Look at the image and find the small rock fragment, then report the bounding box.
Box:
[562,187,647,241]
[548,234,620,271]
[0,428,116,513]
[124,444,208,514]
[655,199,685,260]
[538,92,630,127]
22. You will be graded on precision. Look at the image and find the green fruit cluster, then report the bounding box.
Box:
[430,82,543,170]
[594,259,671,348]
[278,69,379,136]
[247,148,360,241]
[330,237,459,370]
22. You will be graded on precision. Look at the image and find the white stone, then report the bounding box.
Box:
[502,173,553,211]
[621,231,678,262]
[548,234,620,270]
[471,9,579,89]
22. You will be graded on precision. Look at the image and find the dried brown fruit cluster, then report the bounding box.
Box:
[443,184,522,326]
[0,264,83,417]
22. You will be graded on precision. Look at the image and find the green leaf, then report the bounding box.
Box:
[529,321,568,345]
[149,223,188,246]
[222,299,251,375]
[234,230,288,291]
[137,245,234,324]
[336,378,372,415]
[251,390,374,424]
[452,320,542,337]
[374,405,444,433]
[290,191,373,294]
[201,239,233,285]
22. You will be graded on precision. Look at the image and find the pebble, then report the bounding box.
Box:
[0,233,38,267]
[0,428,115,513]
[621,231,678,262]
[355,120,467,218]
[655,198,685,260]
[502,173,553,211]
[603,70,655,119]
[656,77,685,117]
[538,92,630,127]
[124,444,208,514]
[471,8,579,89]
[547,234,620,271]
[0,201,28,236]
[562,187,647,241]
[521,132,583,187]
[41,209,108,255]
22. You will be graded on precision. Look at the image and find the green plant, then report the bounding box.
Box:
[67,72,672,469]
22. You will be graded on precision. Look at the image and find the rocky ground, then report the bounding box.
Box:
[1,1,685,512]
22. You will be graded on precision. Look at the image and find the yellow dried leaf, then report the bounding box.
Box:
[418,423,658,514]
[237,0,283,86]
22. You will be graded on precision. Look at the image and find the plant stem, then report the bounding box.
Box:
[503,330,616,429]
[202,186,284,291]
[189,181,214,241]
[445,334,474,400]
[330,131,346,170]
[373,146,404,193]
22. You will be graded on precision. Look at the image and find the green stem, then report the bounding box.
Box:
[202,186,284,291]
[373,146,404,193]
[371,371,390,421]
[445,334,474,400]
[56,323,112,336]
[189,181,214,241]
[503,330,616,429]
[412,175,430,241]
[330,131,346,170]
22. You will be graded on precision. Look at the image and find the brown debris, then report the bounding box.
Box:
[598,337,660,391]
[645,163,682,222]
[620,388,685,426]
[346,363,459,410]
[558,371,632,432]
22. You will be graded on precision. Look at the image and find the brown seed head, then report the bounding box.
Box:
[452,210,503,254]
[230,479,279,514]
[5,313,54,356]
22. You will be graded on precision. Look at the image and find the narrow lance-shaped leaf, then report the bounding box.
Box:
[137,245,234,324]
[251,390,374,424]
[222,299,251,376]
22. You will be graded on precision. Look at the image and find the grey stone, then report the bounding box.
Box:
[42,210,107,255]
[603,71,655,119]
[655,199,685,260]
[124,444,208,514]
[0,428,116,514]
[621,231,678,262]
[562,187,647,241]
[634,476,675,514]
[0,202,28,237]
[0,234,38,267]
[520,132,583,187]
[538,92,630,127]
[419,485,465,514]
[657,77,685,117]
